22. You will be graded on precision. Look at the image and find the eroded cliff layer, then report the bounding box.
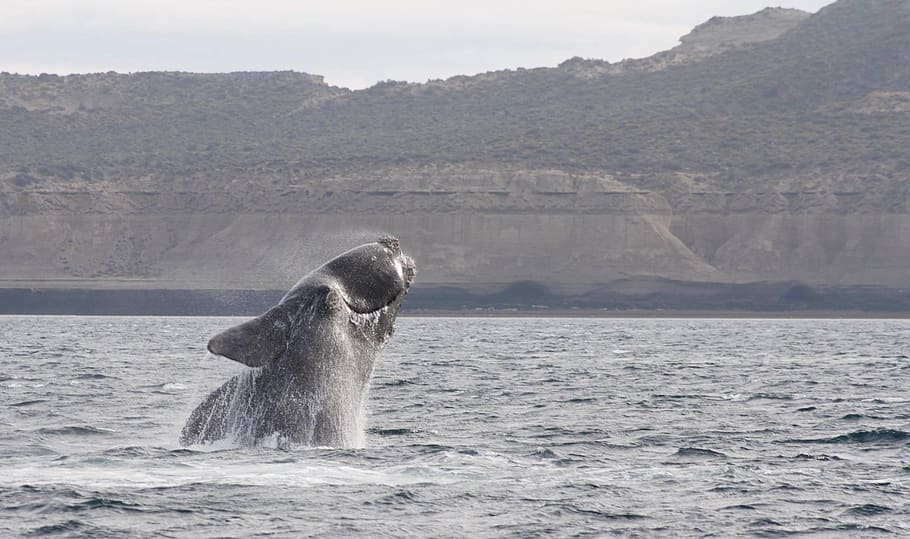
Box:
[2,165,908,289]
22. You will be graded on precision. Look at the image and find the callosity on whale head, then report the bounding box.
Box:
[181,236,416,448]
[283,234,416,336]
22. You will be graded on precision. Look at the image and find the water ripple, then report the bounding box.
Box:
[0,316,907,537]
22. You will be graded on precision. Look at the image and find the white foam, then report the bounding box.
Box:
[0,455,461,490]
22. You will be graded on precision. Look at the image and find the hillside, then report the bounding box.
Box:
[1,0,909,301]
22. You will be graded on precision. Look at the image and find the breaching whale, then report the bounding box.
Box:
[180,236,416,448]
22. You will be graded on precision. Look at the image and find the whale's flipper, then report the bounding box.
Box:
[207,306,290,367]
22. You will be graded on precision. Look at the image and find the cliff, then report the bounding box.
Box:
[1,0,909,297]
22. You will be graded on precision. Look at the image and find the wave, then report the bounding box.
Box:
[9,399,49,407]
[749,393,794,401]
[840,413,886,421]
[27,519,93,536]
[720,504,759,511]
[544,503,647,520]
[530,447,562,459]
[74,373,119,380]
[804,524,894,535]
[367,427,421,436]
[845,504,892,516]
[673,447,727,459]
[100,446,199,458]
[53,497,147,514]
[140,382,188,393]
[562,397,597,403]
[379,379,416,387]
[37,425,116,436]
[367,489,420,506]
[788,429,910,445]
[792,453,844,461]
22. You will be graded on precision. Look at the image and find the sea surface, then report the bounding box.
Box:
[1,316,908,538]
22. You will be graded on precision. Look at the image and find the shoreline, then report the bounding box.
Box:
[2,286,909,318]
[1,310,908,320]
[403,309,910,319]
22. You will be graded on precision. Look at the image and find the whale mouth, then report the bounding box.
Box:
[345,298,391,315]
[341,242,415,316]
[344,284,410,315]
[343,262,414,316]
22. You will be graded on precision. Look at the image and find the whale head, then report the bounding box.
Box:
[316,234,416,316]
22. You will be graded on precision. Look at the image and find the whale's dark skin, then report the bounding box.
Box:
[180,236,416,448]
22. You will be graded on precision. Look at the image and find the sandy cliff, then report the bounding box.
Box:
[3,164,908,289]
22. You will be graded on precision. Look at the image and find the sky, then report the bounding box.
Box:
[2,0,834,89]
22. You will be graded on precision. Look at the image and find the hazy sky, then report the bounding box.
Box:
[2,0,833,89]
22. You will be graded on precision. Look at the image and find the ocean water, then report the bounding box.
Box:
[0,316,908,538]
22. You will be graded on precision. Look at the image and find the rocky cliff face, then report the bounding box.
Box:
[3,163,908,289]
[0,167,717,287]
[1,0,909,291]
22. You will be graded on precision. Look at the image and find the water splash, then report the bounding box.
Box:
[206,373,360,450]
[184,368,267,447]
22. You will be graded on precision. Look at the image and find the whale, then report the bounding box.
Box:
[180,236,416,448]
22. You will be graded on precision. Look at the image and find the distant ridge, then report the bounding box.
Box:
[560,6,810,76]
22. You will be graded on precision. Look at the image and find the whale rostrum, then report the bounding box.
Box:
[180,236,416,448]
